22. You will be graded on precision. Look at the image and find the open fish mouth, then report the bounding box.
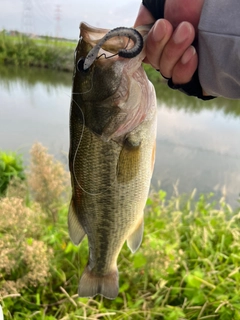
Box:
[78,22,144,70]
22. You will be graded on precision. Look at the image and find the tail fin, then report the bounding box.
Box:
[78,266,119,300]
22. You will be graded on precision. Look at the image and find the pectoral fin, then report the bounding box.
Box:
[68,199,86,245]
[127,218,144,253]
[117,134,142,183]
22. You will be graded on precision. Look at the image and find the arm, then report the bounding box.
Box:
[198,0,240,99]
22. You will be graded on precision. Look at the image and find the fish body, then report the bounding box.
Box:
[68,22,157,299]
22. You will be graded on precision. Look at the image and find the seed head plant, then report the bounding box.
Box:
[27,143,70,222]
[1,144,240,319]
[0,197,52,297]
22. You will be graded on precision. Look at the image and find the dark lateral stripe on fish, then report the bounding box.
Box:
[83,27,144,70]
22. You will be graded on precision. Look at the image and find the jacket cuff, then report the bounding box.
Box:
[168,69,216,100]
[142,0,165,20]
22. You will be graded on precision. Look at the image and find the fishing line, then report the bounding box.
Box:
[64,94,108,196]
[96,36,131,61]
[96,52,119,60]
[71,84,93,96]
[71,71,94,96]
[71,50,94,95]
[68,94,119,196]
[67,33,134,195]
[70,97,110,196]
[83,27,143,70]
[71,79,94,95]
[72,36,131,95]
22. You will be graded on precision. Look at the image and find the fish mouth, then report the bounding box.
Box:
[79,22,110,36]
[79,22,142,62]
[80,22,123,51]
[79,21,152,39]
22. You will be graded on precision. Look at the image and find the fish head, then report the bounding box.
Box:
[73,22,128,101]
[72,22,153,141]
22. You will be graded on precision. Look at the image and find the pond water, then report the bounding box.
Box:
[1,65,240,208]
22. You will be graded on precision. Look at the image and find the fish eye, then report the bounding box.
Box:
[77,57,89,73]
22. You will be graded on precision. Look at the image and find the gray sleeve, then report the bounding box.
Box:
[198,0,240,99]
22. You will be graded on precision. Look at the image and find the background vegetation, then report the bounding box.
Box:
[1,31,240,118]
[0,150,25,196]
[1,28,240,320]
[0,143,240,319]
[0,31,75,71]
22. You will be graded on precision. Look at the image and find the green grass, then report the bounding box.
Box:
[0,150,25,196]
[1,144,240,319]
[2,191,240,319]
[33,37,77,49]
[3,34,77,49]
[0,31,75,71]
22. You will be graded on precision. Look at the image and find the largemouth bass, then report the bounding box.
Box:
[68,22,157,299]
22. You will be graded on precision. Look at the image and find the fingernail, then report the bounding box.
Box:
[181,46,196,64]
[152,19,166,42]
[173,22,191,44]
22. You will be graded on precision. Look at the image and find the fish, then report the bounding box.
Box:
[68,22,157,300]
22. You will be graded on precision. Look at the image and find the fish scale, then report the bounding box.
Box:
[68,22,157,299]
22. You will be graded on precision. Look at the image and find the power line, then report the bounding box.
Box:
[22,0,34,35]
[33,0,54,25]
[54,4,61,38]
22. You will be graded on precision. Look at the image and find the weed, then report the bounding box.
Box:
[0,197,51,297]
[27,142,70,222]
[1,145,240,319]
[0,150,25,196]
[0,31,75,71]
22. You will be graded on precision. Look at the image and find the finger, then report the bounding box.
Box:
[134,4,155,27]
[144,19,173,69]
[172,46,198,84]
[165,0,205,32]
[159,21,195,78]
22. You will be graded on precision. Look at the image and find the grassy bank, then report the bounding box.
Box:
[1,143,240,319]
[0,31,158,76]
[0,31,76,71]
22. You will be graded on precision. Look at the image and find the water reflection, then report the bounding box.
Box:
[152,77,240,117]
[0,65,240,207]
[0,64,72,88]
[154,105,240,206]
[0,66,72,165]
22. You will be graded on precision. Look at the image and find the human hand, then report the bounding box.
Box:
[134,0,214,99]
[134,4,198,85]
[164,0,204,32]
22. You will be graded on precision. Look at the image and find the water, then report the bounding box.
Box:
[0,66,70,164]
[1,65,240,207]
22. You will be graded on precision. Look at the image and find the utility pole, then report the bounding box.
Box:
[54,4,61,39]
[22,0,34,35]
